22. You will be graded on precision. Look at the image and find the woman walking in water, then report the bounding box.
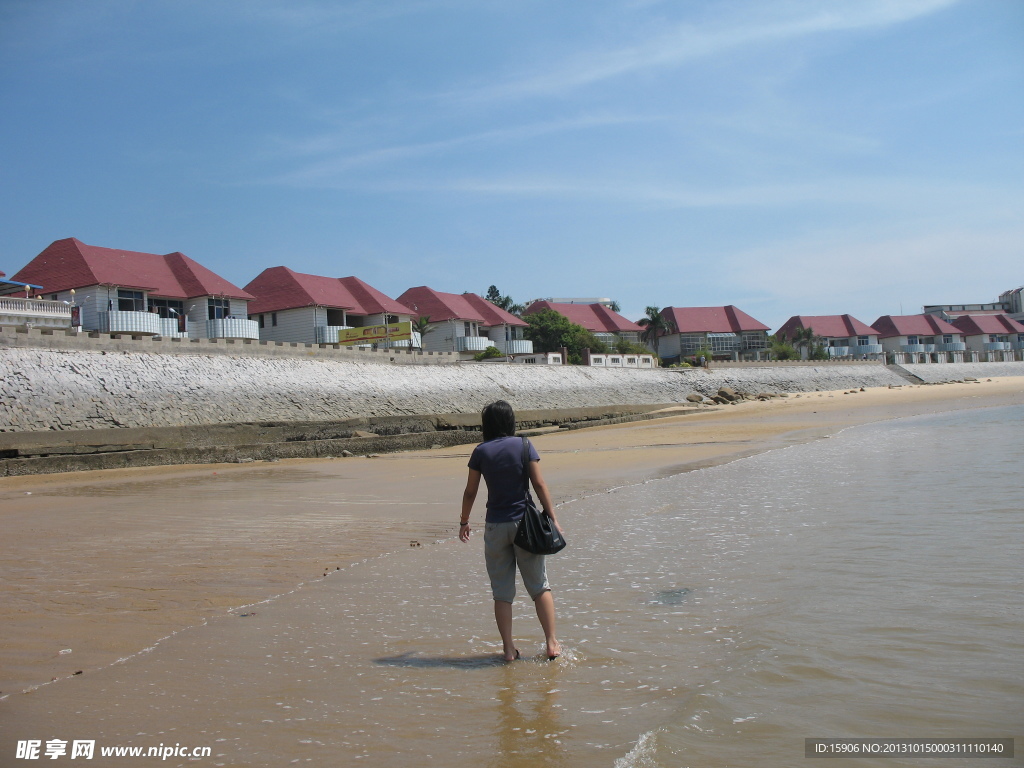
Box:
[459,400,563,661]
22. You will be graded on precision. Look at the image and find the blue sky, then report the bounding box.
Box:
[1,0,1021,330]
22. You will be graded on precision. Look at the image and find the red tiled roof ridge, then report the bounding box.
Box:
[395,286,525,326]
[661,305,770,334]
[870,314,961,339]
[951,313,1024,335]
[523,300,642,333]
[12,237,252,300]
[777,314,876,339]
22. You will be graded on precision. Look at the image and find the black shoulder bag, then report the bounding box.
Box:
[513,436,566,555]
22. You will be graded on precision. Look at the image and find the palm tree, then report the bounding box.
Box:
[636,306,676,357]
[792,326,818,358]
[411,316,434,349]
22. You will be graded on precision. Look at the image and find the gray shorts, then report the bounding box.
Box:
[483,521,550,603]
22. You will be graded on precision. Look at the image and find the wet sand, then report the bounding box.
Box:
[1,377,1022,704]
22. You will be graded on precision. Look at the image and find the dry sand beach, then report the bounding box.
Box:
[1,377,1022,765]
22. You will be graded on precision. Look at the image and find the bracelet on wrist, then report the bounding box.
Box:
[459,521,469,526]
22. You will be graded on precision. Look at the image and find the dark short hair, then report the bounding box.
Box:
[481,400,516,441]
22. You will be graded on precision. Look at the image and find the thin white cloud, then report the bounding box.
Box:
[374,173,1023,215]
[272,114,655,184]
[456,0,961,102]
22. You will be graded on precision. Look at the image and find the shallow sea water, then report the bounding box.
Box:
[4,405,1022,767]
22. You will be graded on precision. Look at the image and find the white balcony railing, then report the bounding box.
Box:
[0,297,72,328]
[316,325,351,344]
[983,342,1010,351]
[207,318,260,340]
[495,338,534,354]
[457,336,492,352]
[158,317,188,337]
[934,342,966,352]
[99,310,161,335]
[832,344,883,357]
[378,333,422,349]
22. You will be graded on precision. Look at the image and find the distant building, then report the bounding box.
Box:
[0,270,66,329]
[775,315,883,360]
[583,350,656,369]
[244,266,416,346]
[396,286,532,357]
[951,314,1024,359]
[522,301,642,348]
[540,297,617,309]
[923,284,1024,323]
[871,314,966,363]
[11,238,257,339]
[479,351,564,365]
[657,306,770,361]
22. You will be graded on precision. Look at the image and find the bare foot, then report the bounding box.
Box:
[546,640,561,660]
[503,648,521,662]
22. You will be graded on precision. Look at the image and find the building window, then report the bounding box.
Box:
[857,336,869,346]
[149,298,184,319]
[258,314,265,329]
[943,335,952,344]
[907,335,918,345]
[272,312,278,327]
[208,297,230,319]
[117,289,145,312]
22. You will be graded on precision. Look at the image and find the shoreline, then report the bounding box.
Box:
[1,377,1022,698]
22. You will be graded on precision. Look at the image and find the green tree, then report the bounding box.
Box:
[636,306,677,357]
[523,309,607,364]
[809,343,830,361]
[791,326,821,358]
[474,346,505,361]
[483,285,524,316]
[614,337,652,355]
[768,333,799,360]
[411,316,434,349]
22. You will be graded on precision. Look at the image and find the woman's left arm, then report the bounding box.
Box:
[527,461,562,533]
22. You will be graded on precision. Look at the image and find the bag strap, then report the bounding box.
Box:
[520,436,532,496]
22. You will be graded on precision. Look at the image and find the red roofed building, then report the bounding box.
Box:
[656,306,771,361]
[244,267,416,345]
[951,314,1024,359]
[395,286,532,356]
[11,238,258,339]
[775,315,883,359]
[522,301,643,347]
[871,314,966,363]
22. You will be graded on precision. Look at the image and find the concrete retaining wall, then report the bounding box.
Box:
[3,347,1023,438]
[1,347,915,435]
[0,325,458,364]
[900,361,1024,383]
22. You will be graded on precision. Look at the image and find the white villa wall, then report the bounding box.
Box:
[252,306,320,343]
[421,319,482,353]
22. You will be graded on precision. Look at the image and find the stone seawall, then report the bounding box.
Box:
[3,349,1023,475]
[901,361,1024,383]
[0,348,914,434]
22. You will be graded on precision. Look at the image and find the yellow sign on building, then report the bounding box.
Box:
[338,321,413,345]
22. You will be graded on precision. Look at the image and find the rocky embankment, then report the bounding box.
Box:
[1,348,1021,475]
[2,349,910,433]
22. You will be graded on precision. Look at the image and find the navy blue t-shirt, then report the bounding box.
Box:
[468,436,540,523]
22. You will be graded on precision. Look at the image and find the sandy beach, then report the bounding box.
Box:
[1,376,1022,704]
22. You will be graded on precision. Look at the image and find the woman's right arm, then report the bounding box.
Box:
[460,469,481,542]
